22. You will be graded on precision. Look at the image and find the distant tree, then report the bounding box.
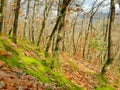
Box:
[31,0,37,43]
[82,0,105,59]
[13,0,21,43]
[37,0,53,46]
[23,0,30,39]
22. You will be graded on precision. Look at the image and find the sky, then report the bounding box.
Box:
[21,0,25,3]
[82,0,120,12]
[21,0,120,14]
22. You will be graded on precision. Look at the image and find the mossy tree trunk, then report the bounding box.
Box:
[45,0,71,57]
[13,0,21,43]
[101,0,115,78]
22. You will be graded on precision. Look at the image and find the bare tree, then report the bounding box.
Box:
[23,0,30,39]
[31,0,36,43]
[82,0,105,59]
[13,0,21,43]
[45,0,71,56]
[0,0,5,34]
[37,0,53,46]
[101,0,115,78]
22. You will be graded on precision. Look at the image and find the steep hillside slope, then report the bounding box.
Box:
[0,35,82,90]
[0,35,119,90]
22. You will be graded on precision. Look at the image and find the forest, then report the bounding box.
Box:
[0,0,120,90]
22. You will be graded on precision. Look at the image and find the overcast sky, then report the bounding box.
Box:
[82,0,120,12]
[21,0,120,13]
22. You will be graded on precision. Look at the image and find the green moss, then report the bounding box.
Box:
[24,69,51,83]
[42,56,60,69]
[96,75,115,90]
[38,51,45,57]
[96,86,115,90]
[0,36,83,90]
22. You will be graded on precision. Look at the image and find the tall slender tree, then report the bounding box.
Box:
[45,0,71,56]
[23,0,30,39]
[31,0,36,43]
[101,0,115,77]
[37,0,53,46]
[13,0,21,43]
[0,0,4,34]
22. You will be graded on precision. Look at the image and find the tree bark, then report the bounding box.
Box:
[13,0,21,43]
[101,0,115,77]
[23,0,30,39]
[31,0,36,43]
[45,0,71,56]
[37,0,53,46]
[0,0,4,34]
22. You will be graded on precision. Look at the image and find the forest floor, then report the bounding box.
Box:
[0,61,45,90]
[61,53,120,90]
[0,35,120,90]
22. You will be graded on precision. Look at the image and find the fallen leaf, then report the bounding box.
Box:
[0,81,5,89]
[1,67,10,71]
[0,60,5,67]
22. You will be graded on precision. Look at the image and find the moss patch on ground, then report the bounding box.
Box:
[96,75,115,90]
[0,36,82,90]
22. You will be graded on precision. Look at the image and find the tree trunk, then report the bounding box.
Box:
[23,0,30,39]
[0,0,4,34]
[71,13,79,55]
[101,0,115,77]
[13,0,21,43]
[45,0,71,57]
[37,0,48,46]
[37,0,53,46]
[31,0,36,43]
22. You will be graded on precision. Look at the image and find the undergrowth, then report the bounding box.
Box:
[1,36,118,90]
[96,75,115,90]
[0,36,82,90]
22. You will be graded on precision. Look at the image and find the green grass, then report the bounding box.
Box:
[0,37,82,90]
